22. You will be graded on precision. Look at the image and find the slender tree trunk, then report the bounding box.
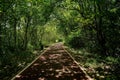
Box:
[24,22,28,50]
[14,18,17,50]
[95,1,107,56]
[24,16,30,50]
[96,16,107,55]
[0,24,2,54]
[29,26,38,46]
[0,13,3,54]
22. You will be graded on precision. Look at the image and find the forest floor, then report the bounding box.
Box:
[12,43,93,80]
[68,48,120,80]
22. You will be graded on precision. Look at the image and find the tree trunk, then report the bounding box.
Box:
[14,18,17,50]
[0,13,3,54]
[95,1,107,56]
[96,17,107,55]
[0,24,2,54]
[24,16,30,50]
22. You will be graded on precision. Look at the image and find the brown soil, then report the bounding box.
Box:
[13,43,91,80]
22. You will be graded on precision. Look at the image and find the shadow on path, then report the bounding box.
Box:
[13,43,91,80]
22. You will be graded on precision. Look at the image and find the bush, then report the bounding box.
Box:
[68,36,85,49]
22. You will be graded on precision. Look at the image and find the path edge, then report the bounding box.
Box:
[62,46,94,80]
[11,47,50,80]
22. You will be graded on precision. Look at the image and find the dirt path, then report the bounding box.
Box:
[12,43,92,80]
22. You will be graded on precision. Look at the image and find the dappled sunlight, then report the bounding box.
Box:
[68,48,120,79]
[13,43,90,80]
[0,0,119,79]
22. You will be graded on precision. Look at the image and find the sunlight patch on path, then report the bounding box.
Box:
[12,43,93,80]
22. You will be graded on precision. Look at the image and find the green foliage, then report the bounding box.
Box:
[68,48,120,80]
[69,36,85,48]
[0,0,120,79]
[0,50,36,80]
[42,23,63,45]
[68,34,85,49]
[55,0,120,56]
[0,0,64,79]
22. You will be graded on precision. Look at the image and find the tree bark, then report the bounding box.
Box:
[14,18,17,50]
[0,24,2,54]
[24,16,31,50]
[0,13,3,54]
[95,1,107,56]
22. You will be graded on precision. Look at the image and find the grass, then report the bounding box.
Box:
[67,48,120,80]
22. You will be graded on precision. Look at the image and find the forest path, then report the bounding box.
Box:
[12,43,93,80]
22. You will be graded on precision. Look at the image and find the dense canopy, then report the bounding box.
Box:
[0,0,120,80]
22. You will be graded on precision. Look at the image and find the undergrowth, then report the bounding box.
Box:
[67,48,120,80]
[0,50,42,80]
